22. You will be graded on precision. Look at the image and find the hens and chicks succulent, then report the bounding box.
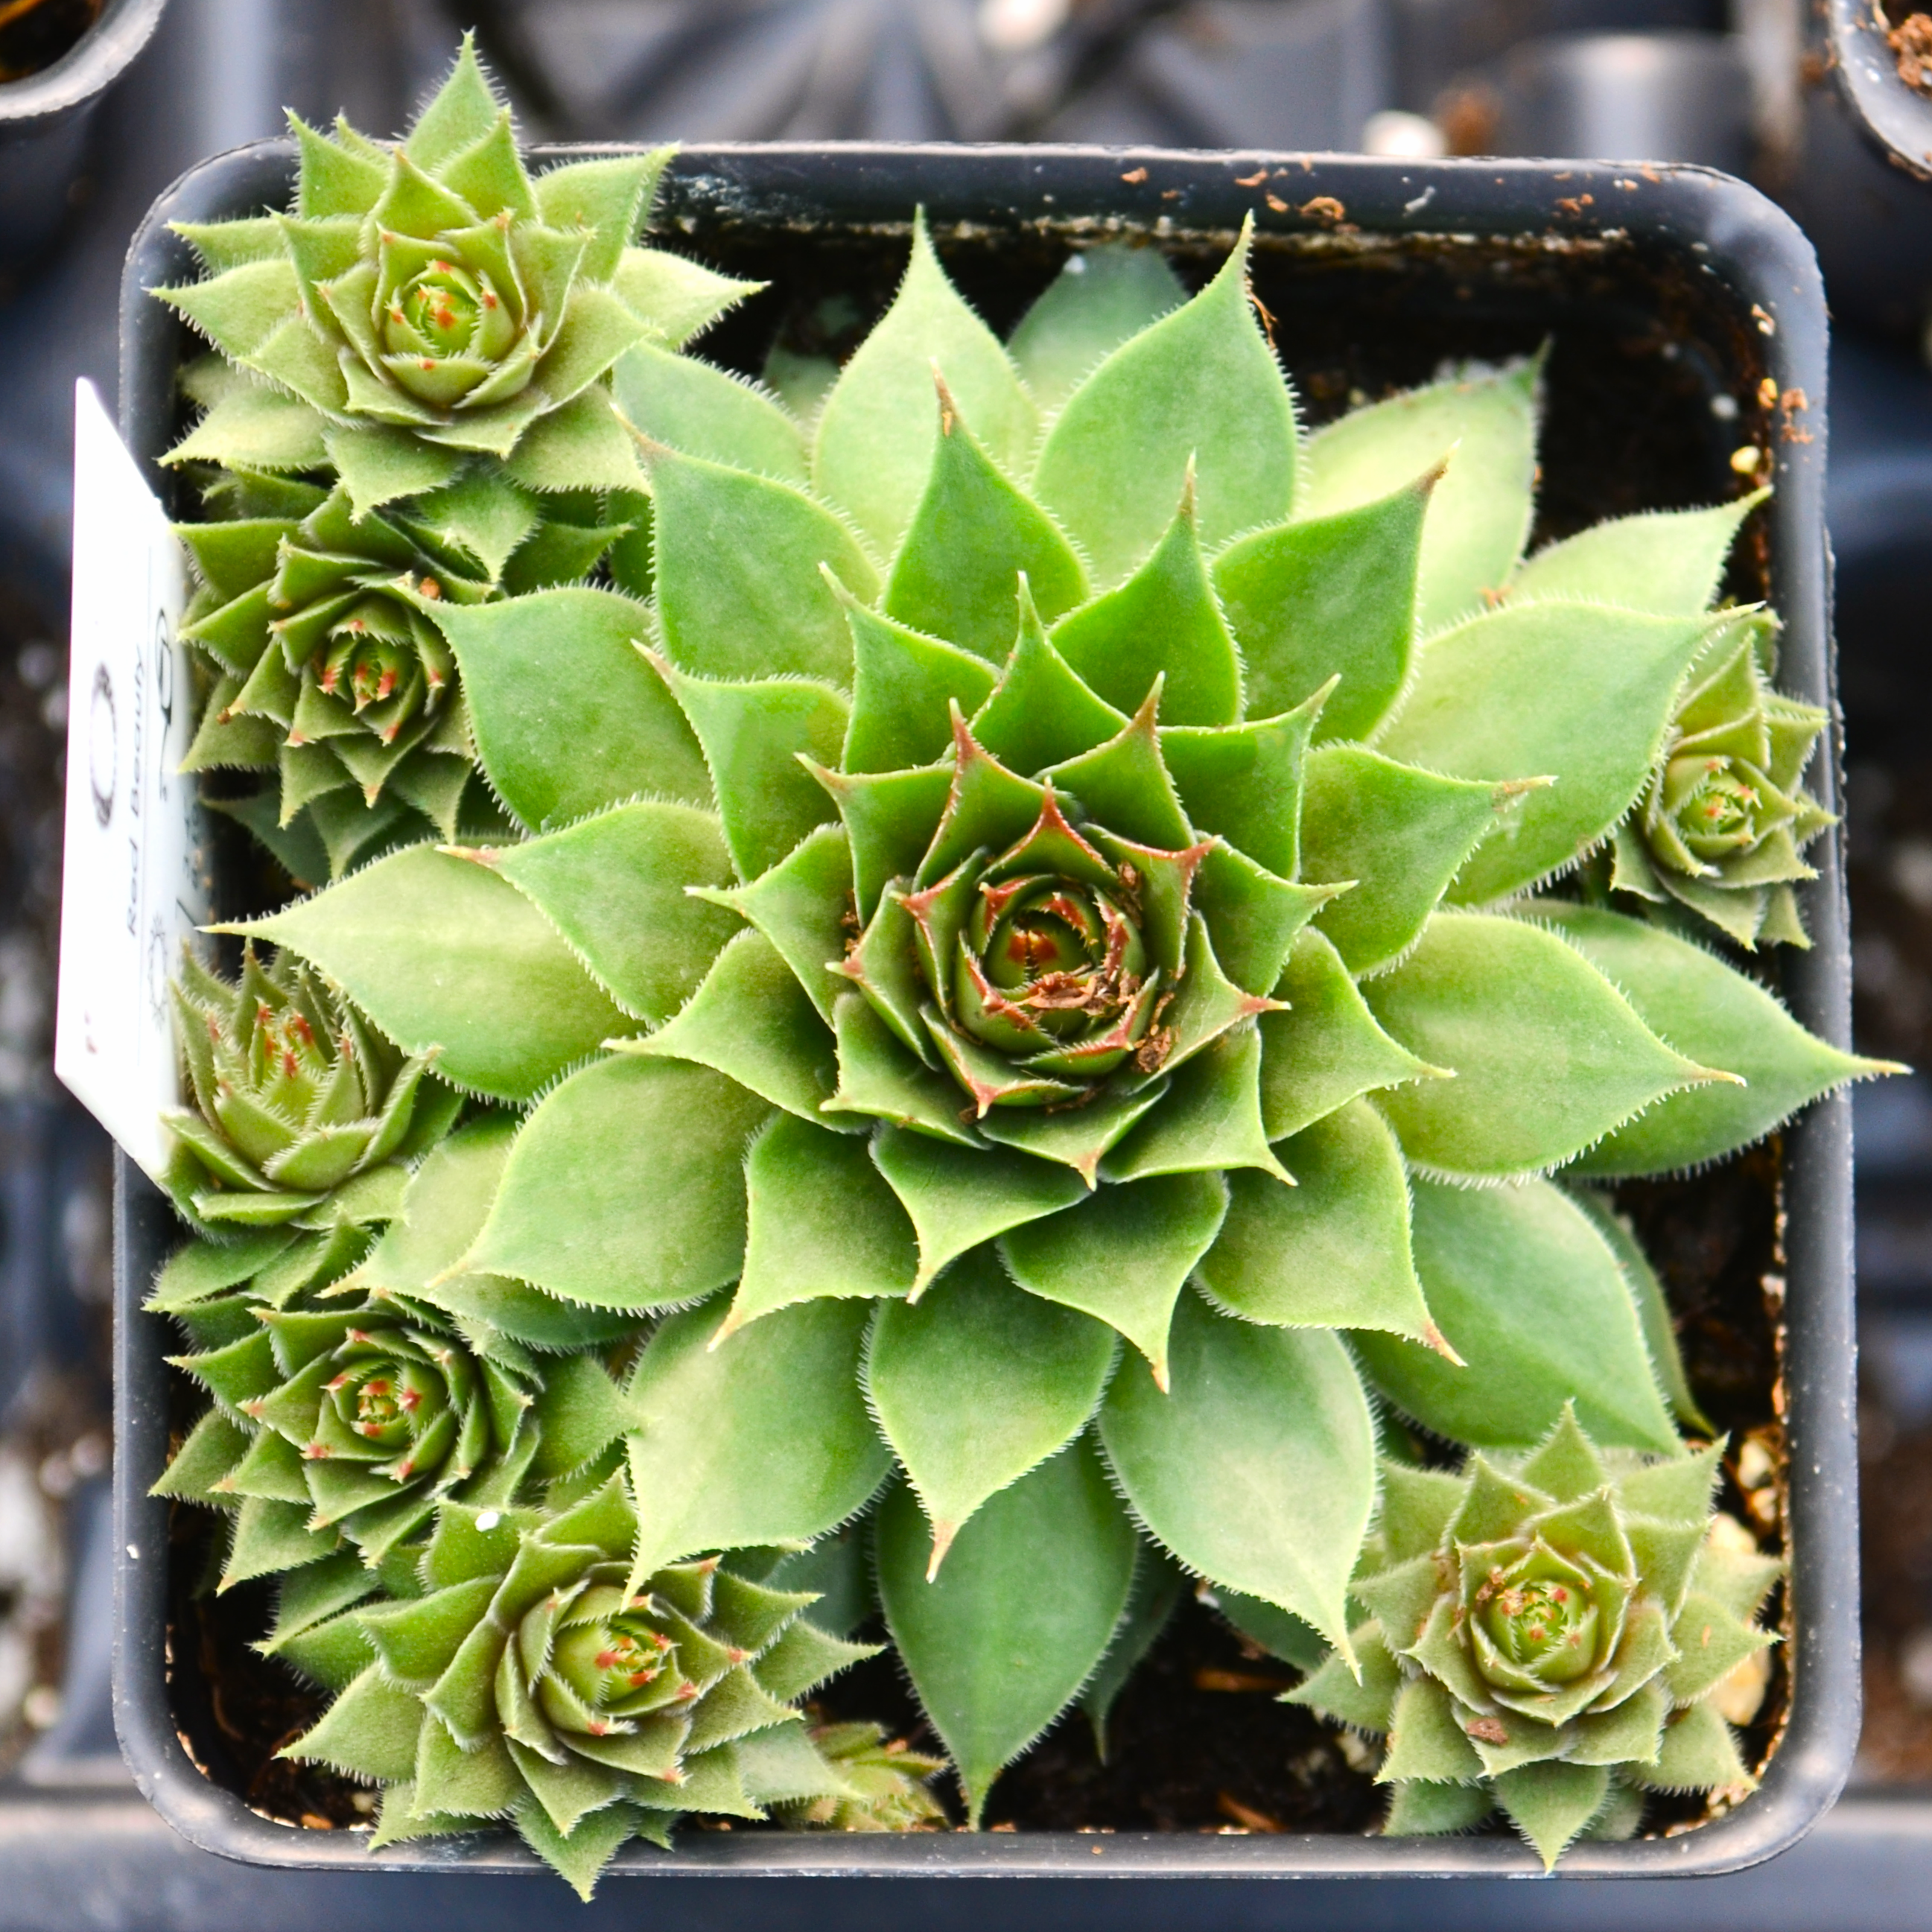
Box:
[146,40,1886,1890]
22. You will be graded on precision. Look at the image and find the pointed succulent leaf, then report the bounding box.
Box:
[866,1248,1116,1569]
[615,246,764,349]
[652,658,846,880]
[842,597,998,774]
[626,1296,890,1582]
[1299,746,1510,974]
[1006,242,1185,415]
[285,1663,425,1783]
[1214,471,1433,743]
[876,1441,1137,1827]
[226,848,632,1102]
[621,929,838,1123]
[1158,688,1325,882]
[432,588,710,831]
[697,822,852,1025]
[1050,482,1242,726]
[611,342,809,483]
[884,384,1086,658]
[1258,927,1442,1142]
[1493,1761,1613,1870]
[1508,493,1764,614]
[1353,1178,1679,1452]
[871,1128,1087,1293]
[647,443,877,684]
[1285,1619,1402,1731]
[970,598,1127,776]
[725,1113,918,1337]
[1539,904,1898,1177]
[814,214,1036,559]
[1000,1170,1228,1386]
[1378,602,1715,904]
[1032,219,1296,588]
[1199,1099,1437,1343]
[468,1055,769,1309]
[1299,360,1537,637]
[1364,912,1726,1179]
[1099,1293,1375,1653]
[1630,1701,1750,1794]
[478,801,738,1024]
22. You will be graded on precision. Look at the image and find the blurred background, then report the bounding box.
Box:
[2,0,1932,1923]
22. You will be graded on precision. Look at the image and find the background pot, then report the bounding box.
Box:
[0,0,168,265]
[113,137,1849,1882]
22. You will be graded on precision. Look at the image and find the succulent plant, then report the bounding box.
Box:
[163,944,459,1239]
[1287,1408,1782,1868]
[177,466,626,880]
[250,1474,893,1895]
[221,211,1892,1825]
[153,36,757,515]
[775,1721,950,1831]
[1601,607,1834,949]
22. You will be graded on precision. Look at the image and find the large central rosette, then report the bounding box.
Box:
[826,679,1291,1161]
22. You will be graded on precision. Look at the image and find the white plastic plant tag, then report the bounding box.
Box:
[54,379,208,1183]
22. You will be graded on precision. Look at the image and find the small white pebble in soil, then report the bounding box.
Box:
[1901,1627,1932,1709]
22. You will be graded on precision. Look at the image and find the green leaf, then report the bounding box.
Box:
[1568,1186,1712,1432]
[1100,1023,1289,1186]
[1040,693,1192,851]
[325,423,465,516]
[871,1127,1087,1292]
[1100,1295,1374,1653]
[615,244,763,349]
[876,1441,1136,1826]
[1299,746,1507,974]
[695,822,851,1025]
[1538,903,1898,1177]
[866,1248,1116,1569]
[1259,927,1442,1142]
[1218,1592,1332,1674]
[480,800,738,1024]
[285,1663,424,1783]
[620,928,837,1123]
[612,341,808,484]
[1032,219,1296,589]
[1353,1177,1679,1452]
[1050,480,1241,726]
[468,1055,769,1309]
[1081,1545,1188,1757]
[1377,601,1713,904]
[1363,912,1720,1179]
[811,762,953,921]
[647,443,877,684]
[652,658,846,880]
[223,847,632,1102]
[405,37,502,168]
[1006,242,1184,416]
[842,598,999,775]
[1299,360,1537,636]
[1159,688,1325,880]
[1631,1700,1750,1794]
[883,384,1086,658]
[167,381,333,474]
[1213,473,1432,743]
[1000,1171,1228,1387]
[1508,493,1764,614]
[824,993,985,1146]
[723,1113,918,1338]
[813,214,1036,559]
[1379,1676,1484,1783]
[432,588,710,832]
[626,1296,890,1580]
[1494,1761,1612,1870]
[1198,1099,1439,1344]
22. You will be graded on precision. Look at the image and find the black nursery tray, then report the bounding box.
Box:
[113,139,1853,1881]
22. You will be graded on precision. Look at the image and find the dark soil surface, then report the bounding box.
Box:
[0,0,101,83]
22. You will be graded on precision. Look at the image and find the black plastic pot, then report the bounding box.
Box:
[1825,0,1932,186]
[115,139,1852,1882]
[0,0,167,264]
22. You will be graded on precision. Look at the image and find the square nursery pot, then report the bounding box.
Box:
[112,139,1855,1884]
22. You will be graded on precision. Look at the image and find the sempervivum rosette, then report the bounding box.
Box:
[1288,1408,1782,1868]
[153,38,758,513]
[259,1475,903,1896]
[225,212,1890,1822]
[1601,607,1834,948]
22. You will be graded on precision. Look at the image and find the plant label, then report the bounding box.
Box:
[55,379,206,1183]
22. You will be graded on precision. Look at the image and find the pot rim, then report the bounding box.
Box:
[1827,0,1932,184]
[112,137,1853,1883]
[0,0,166,132]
